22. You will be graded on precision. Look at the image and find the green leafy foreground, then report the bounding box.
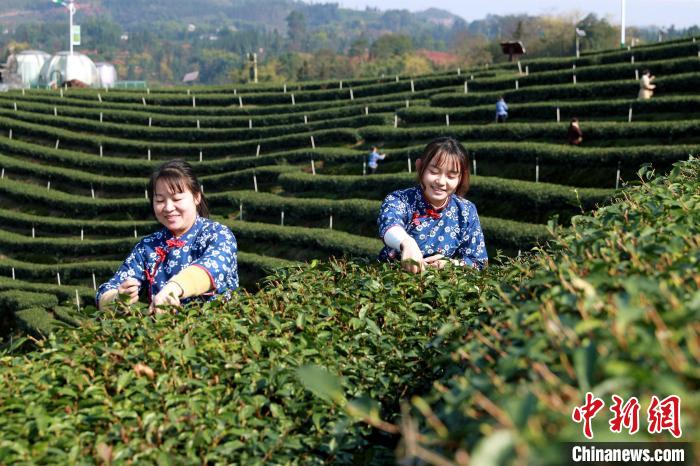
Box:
[0,159,698,465]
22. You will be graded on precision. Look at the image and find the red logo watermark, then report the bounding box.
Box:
[572,392,682,439]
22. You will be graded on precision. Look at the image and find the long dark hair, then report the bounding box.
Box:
[416,137,471,196]
[147,159,209,218]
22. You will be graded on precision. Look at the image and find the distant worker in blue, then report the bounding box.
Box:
[495,96,509,123]
[377,137,488,273]
[367,146,387,174]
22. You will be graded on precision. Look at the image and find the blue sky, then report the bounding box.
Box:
[328,1,700,28]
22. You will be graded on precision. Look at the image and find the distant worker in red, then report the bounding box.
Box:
[568,117,583,145]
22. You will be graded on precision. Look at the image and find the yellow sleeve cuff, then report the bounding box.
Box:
[169,265,213,299]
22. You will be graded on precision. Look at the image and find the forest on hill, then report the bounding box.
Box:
[1,1,699,85]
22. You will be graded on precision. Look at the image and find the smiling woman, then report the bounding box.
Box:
[377,137,488,273]
[95,160,239,311]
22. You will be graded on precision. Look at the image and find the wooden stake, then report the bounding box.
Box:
[32,226,35,238]
[8,129,11,139]
[329,215,333,230]
[148,149,151,161]
[515,80,519,90]
[13,102,17,111]
[310,136,315,149]
[349,89,354,100]
[311,159,316,175]
[635,69,639,80]
[134,228,137,238]
[197,119,200,129]
[99,145,103,157]
[253,174,258,192]
[280,211,284,226]
[91,186,95,198]
[239,96,243,107]
[394,115,398,128]
[100,112,103,123]
[363,162,367,176]
[54,106,58,116]
[80,229,84,241]
[98,93,102,102]
[339,80,343,89]
[256,144,261,157]
[464,81,468,94]
[249,119,253,129]
[628,107,633,122]
[556,107,560,123]
[517,61,522,74]
[239,202,243,220]
[410,80,415,93]
[145,189,149,200]
[55,139,60,149]
[57,272,61,286]
[573,75,577,85]
[199,151,203,162]
[291,94,295,105]
[405,99,409,108]
[92,273,97,290]
[12,267,15,280]
[149,117,152,127]
[616,162,621,189]
[47,181,50,190]
[535,157,540,183]
[142,97,147,106]
[283,83,287,93]
[445,114,450,126]
[192,96,196,108]
[472,156,476,176]
[304,115,308,124]
[364,106,369,115]
[407,157,412,173]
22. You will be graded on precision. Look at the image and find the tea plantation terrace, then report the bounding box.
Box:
[0,36,698,340]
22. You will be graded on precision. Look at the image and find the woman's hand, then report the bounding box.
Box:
[117,278,141,304]
[424,254,448,269]
[150,282,183,314]
[400,237,424,274]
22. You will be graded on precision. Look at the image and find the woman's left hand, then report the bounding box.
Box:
[424,254,448,269]
[150,282,183,314]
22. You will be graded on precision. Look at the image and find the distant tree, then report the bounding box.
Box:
[369,34,412,60]
[401,54,433,76]
[451,32,493,66]
[577,13,617,52]
[348,37,369,57]
[287,10,307,51]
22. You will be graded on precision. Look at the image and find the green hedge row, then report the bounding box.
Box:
[359,119,700,145]
[444,56,700,94]
[278,171,613,224]
[0,219,382,263]
[0,136,364,178]
[0,115,361,158]
[0,106,390,144]
[400,96,700,124]
[0,95,420,129]
[0,161,294,200]
[0,258,511,464]
[6,84,444,117]
[430,72,700,107]
[520,40,700,73]
[28,74,467,107]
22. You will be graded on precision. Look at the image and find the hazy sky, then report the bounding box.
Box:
[329,0,700,28]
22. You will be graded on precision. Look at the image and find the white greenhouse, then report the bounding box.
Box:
[38,51,100,87]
